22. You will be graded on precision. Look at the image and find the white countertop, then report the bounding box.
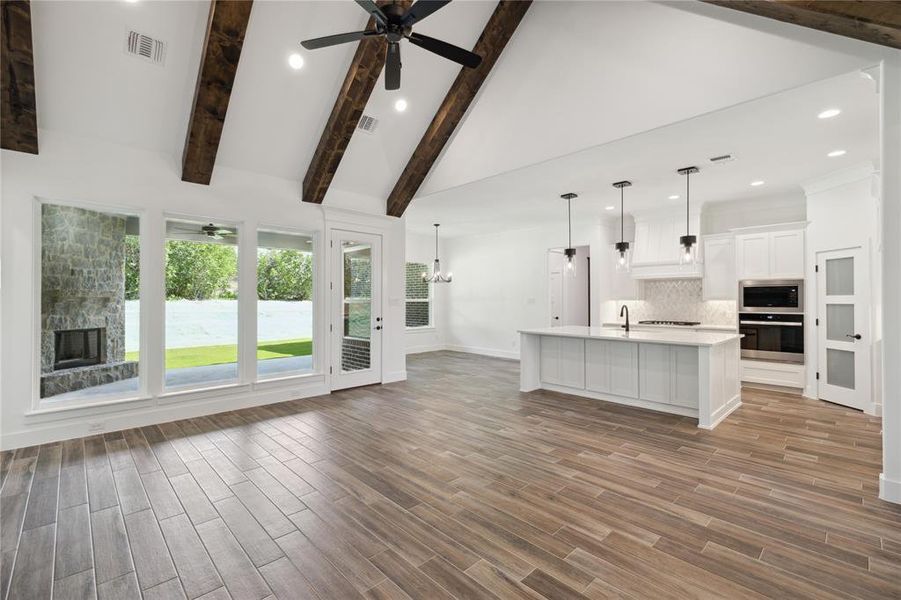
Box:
[601,322,737,332]
[519,326,743,347]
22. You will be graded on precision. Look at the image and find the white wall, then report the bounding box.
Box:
[404,229,445,354]
[437,220,613,359]
[0,130,407,449]
[701,191,807,234]
[879,54,901,504]
[803,166,882,414]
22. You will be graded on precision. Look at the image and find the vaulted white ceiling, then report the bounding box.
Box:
[405,70,880,237]
[28,0,892,212]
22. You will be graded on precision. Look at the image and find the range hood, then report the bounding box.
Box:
[628,213,703,280]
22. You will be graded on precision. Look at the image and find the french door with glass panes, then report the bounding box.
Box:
[816,247,871,410]
[330,230,382,390]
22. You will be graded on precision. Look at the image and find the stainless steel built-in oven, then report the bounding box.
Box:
[739,313,804,363]
[739,280,803,313]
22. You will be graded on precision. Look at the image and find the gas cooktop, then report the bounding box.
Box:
[638,320,701,326]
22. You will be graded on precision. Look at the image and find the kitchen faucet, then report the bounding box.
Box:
[620,305,630,332]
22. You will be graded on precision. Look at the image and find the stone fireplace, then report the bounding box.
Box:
[40,204,138,398]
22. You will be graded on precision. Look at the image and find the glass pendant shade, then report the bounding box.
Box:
[564,247,577,278]
[679,235,697,265]
[615,242,631,272]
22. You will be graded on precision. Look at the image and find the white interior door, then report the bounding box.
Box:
[331,230,382,391]
[816,247,870,410]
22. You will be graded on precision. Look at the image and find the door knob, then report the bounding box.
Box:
[846,333,862,340]
[374,325,382,331]
[554,316,560,320]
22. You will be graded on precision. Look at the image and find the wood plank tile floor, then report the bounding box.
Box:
[2,351,900,599]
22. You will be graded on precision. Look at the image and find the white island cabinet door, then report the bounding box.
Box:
[540,337,562,385]
[639,344,671,404]
[670,346,700,408]
[540,336,585,389]
[586,340,638,398]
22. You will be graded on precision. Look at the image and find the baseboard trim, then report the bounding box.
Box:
[741,381,804,395]
[442,345,519,361]
[405,345,444,355]
[700,394,742,430]
[540,382,699,420]
[880,473,901,505]
[382,370,407,384]
[2,381,330,451]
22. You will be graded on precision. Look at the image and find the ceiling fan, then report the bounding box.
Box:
[168,223,237,241]
[301,0,482,91]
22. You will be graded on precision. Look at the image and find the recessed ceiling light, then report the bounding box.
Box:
[827,149,847,157]
[605,205,615,211]
[818,108,841,119]
[288,53,304,70]
[394,98,408,112]
[668,195,679,200]
[750,180,765,187]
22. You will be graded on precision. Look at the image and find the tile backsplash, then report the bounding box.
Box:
[617,279,737,326]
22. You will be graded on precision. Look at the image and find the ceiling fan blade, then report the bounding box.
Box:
[408,33,481,68]
[385,42,401,90]
[301,30,373,50]
[402,0,451,25]
[355,0,387,26]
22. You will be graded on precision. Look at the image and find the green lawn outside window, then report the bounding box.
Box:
[126,338,312,370]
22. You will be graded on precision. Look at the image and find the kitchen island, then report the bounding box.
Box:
[519,326,742,429]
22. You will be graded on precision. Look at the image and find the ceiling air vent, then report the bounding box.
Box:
[708,153,736,165]
[124,29,166,66]
[357,114,379,135]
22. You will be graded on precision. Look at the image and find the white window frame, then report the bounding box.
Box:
[404,261,433,330]
[255,226,322,382]
[161,214,243,393]
[31,196,149,412]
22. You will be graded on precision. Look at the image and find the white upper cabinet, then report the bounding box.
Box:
[735,225,805,280]
[702,235,735,300]
[769,230,805,278]
[735,233,770,279]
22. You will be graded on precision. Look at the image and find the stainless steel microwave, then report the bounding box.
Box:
[738,280,803,313]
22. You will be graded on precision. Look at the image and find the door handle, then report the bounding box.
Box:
[846,333,862,340]
[554,316,560,320]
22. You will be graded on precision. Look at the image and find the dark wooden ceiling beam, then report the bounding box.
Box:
[1,0,38,154]
[386,0,531,218]
[302,0,409,205]
[702,1,901,49]
[182,0,253,185]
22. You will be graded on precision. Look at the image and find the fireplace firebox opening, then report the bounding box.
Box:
[54,328,107,371]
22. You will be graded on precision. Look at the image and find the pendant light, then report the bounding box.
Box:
[676,166,699,265]
[612,180,632,271]
[560,193,578,277]
[422,224,452,283]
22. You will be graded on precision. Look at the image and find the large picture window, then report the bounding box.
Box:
[257,230,315,379]
[164,219,239,389]
[405,262,431,328]
[39,202,141,403]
